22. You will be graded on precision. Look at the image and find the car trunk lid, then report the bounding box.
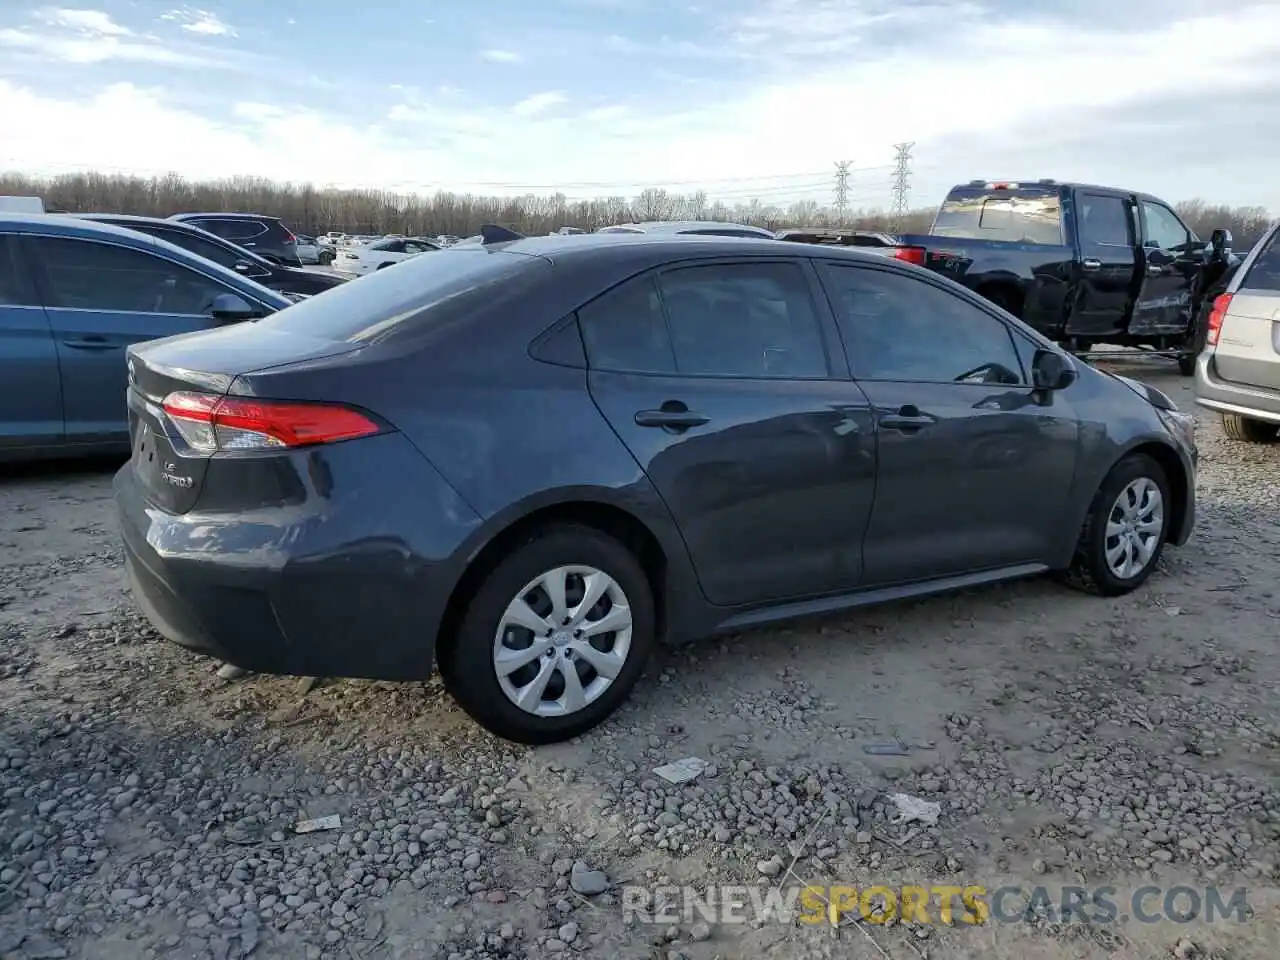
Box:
[126,323,365,513]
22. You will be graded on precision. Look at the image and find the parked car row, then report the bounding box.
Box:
[0,213,294,460]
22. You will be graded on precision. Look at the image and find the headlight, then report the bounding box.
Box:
[1157,407,1196,451]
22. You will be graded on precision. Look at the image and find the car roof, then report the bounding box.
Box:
[0,213,291,306]
[601,220,774,235]
[475,231,897,265]
[169,212,283,221]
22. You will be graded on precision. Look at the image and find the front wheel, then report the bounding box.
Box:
[1177,353,1196,376]
[439,525,656,744]
[1058,453,1171,597]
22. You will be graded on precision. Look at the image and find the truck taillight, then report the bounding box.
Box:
[1205,293,1232,347]
[161,392,382,454]
[892,246,926,266]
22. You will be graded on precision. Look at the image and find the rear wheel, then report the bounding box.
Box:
[376,261,394,270]
[1221,413,1278,443]
[1059,453,1171,597]
[439,525,656,744]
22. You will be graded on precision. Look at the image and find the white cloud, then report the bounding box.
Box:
[511,91,567,117]
[2,5,237,66]
[478,48,522,63]
[160,8,237,37]
[35,8,132,36]
[2,2,1279,211]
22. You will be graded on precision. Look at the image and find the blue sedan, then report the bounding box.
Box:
[0,213,293,461]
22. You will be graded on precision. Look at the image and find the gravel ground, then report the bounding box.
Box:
[1,360,1277,960]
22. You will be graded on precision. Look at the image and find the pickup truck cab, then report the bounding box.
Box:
[894,180,1234,374]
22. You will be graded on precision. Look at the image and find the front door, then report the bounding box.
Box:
[1066,192,1139,339]
[815,261,1079,585]
[21,235,233,444]
[1132,198,1199,337]
[580,259,878,607]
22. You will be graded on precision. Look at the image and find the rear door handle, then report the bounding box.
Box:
[1146,264,1164,276]
[879,406,935,431]
[1081,258,1102,271]
[62,336,116,351]
[635,408,709,430]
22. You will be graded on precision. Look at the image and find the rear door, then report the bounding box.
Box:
[0,233,63,449]
[1067,191,1139,338]
[1212,228,1280,388]
[22,234,247,444]
[581,258,878,606]
[1132,198,1199,336]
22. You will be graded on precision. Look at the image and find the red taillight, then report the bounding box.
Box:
[1205,293,1232,347]
[161,392,382,454]
[892,246,926,266]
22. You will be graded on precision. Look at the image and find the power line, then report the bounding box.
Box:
[833,161,852,222]
[890,142,915,228]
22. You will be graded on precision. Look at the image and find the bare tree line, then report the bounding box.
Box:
[1,170,1273,249]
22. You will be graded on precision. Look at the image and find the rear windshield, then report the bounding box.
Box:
[258,249,549,342]
[1241,227,1280,291]
[932,187,1065,245]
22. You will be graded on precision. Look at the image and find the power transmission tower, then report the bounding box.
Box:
[833,161,852,223]
[890,142,915,228]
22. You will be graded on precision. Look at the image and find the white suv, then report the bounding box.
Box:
[1194,221,1280,442]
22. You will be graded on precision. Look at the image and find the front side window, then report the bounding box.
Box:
[821,264,1025,385]
[28,236,235,315]
[1140,201,1190,250]
[370,239,406,253]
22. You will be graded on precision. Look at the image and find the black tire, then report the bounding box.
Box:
[439,525,656,744]
[1221,413,1278,443]
[376,261,394,270]
[1176,353,1196,376]
[1058,453,1172,597]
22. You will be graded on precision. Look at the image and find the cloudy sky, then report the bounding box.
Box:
[2,0,1278,211]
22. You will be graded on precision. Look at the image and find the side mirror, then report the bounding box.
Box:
[209,293,260,322]
[1032,349,1077,391]
[1210,228,1233,260]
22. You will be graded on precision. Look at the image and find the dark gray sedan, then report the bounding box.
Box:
[114,231,1198,744]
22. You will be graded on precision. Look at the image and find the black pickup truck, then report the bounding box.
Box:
[887,180,1237,374]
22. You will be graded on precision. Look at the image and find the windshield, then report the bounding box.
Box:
[932,186,1065,245]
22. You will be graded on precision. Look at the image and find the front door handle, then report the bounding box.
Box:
[635,405,709,431]
[879,405,935,431]
[1081,258,1102,271]
[62,336,116,350]
[1146,263,1164,276]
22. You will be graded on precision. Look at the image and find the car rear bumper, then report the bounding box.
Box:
[1194,353,1280,424]
[113,433,483,679]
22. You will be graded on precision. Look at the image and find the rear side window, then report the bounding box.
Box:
[1241,229,1280,291]
[1077,194,1133,247]
[0,234,36,306]
[578,262,829,378]
[578,277,675,373]
[196,218,268,242]
[932,187,1064,245]
[258,249,548,342]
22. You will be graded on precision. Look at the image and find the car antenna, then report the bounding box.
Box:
[480,224,524,245]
